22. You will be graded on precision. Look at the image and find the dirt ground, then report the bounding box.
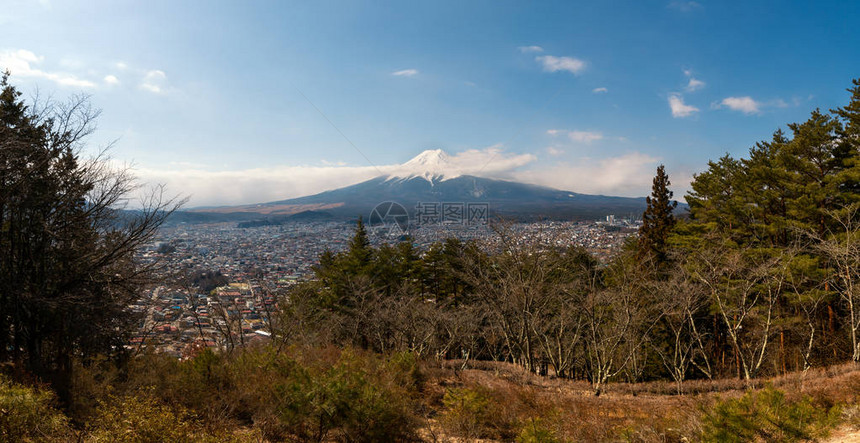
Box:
[826,427,860,442]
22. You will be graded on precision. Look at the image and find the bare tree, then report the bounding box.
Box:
[209,294,239,353]
[651,267,710,393]
[690,241,790,380]
[459,223,594,374]
[810,205,860,361]
[581,288,639,396]
[459,226,549,372]
[533,286,585,378]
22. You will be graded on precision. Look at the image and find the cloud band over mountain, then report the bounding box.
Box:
[130,147,686,207]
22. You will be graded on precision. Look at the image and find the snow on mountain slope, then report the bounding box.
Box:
[386,149,462,184]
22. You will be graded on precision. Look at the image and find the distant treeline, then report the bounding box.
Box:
[237,210,334,228]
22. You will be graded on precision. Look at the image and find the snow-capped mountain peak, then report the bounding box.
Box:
[387,149,461,184]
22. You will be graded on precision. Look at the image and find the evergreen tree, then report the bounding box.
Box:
[395,239,423,288]
[833,78,860,143]
[781,110,843,236]
[686,154,745,235]
[344,216,373,273]
[0,73,179,402]
[832,78,860,196]
[639,165,678,264]
[687,107,848,245]
[742,131,793,245]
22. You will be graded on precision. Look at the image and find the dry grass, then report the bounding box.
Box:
[420,360,860,442]
[62,352,860,441]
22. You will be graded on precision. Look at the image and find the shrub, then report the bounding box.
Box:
[517,417,562,443]
[93,346,420,441]
[0,375,71,442]
[114,349,241,427]
[440,386,495,439]
[271,349,420,442]
[87,389,226,442]
[177,348,237,419]
[386,351,424,390]
[700,385,840,442]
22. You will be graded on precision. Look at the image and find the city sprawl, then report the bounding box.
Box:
[132,218,639,357]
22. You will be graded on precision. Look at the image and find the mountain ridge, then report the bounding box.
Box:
[182,149,654,223]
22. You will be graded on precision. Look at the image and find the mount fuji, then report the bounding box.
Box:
[187,149,649,222]
[385,149,463,184]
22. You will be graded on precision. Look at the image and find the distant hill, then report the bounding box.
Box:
[161,210,261,226]
[236,210,335,228]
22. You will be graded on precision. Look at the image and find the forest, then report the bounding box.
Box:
[285,78,860,392]
[2,73,860,441]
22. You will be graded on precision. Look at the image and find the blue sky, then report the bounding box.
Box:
[2,0,859,206]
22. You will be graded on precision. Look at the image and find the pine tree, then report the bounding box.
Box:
[833,78,860,142]
[345,216,373,273]
[832,78,860,197]
[639,165,678,264]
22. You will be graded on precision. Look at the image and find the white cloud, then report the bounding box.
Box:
[391,69,419,77]
[139,70,167,94]
[668,93,699,118]
[719,96,761,114]
[59,58,84,70]
[567,130,603,143]
[131,147,693,205]
[0,49,96,88]
[518,45,544,53]
[103,74,119,85]
[0,48,40,68]
[682,69,705,92]
[547,129,604,143]
[685,77,705,92]
[536,55,587,74]
[115,61,128,70]
[438,146,537,177]
[668,1,702,12]
[168,161,210,169]
[513,152,690,197]
[592,87,608,93]
[133,147,536,207]
[135,163,381,207]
